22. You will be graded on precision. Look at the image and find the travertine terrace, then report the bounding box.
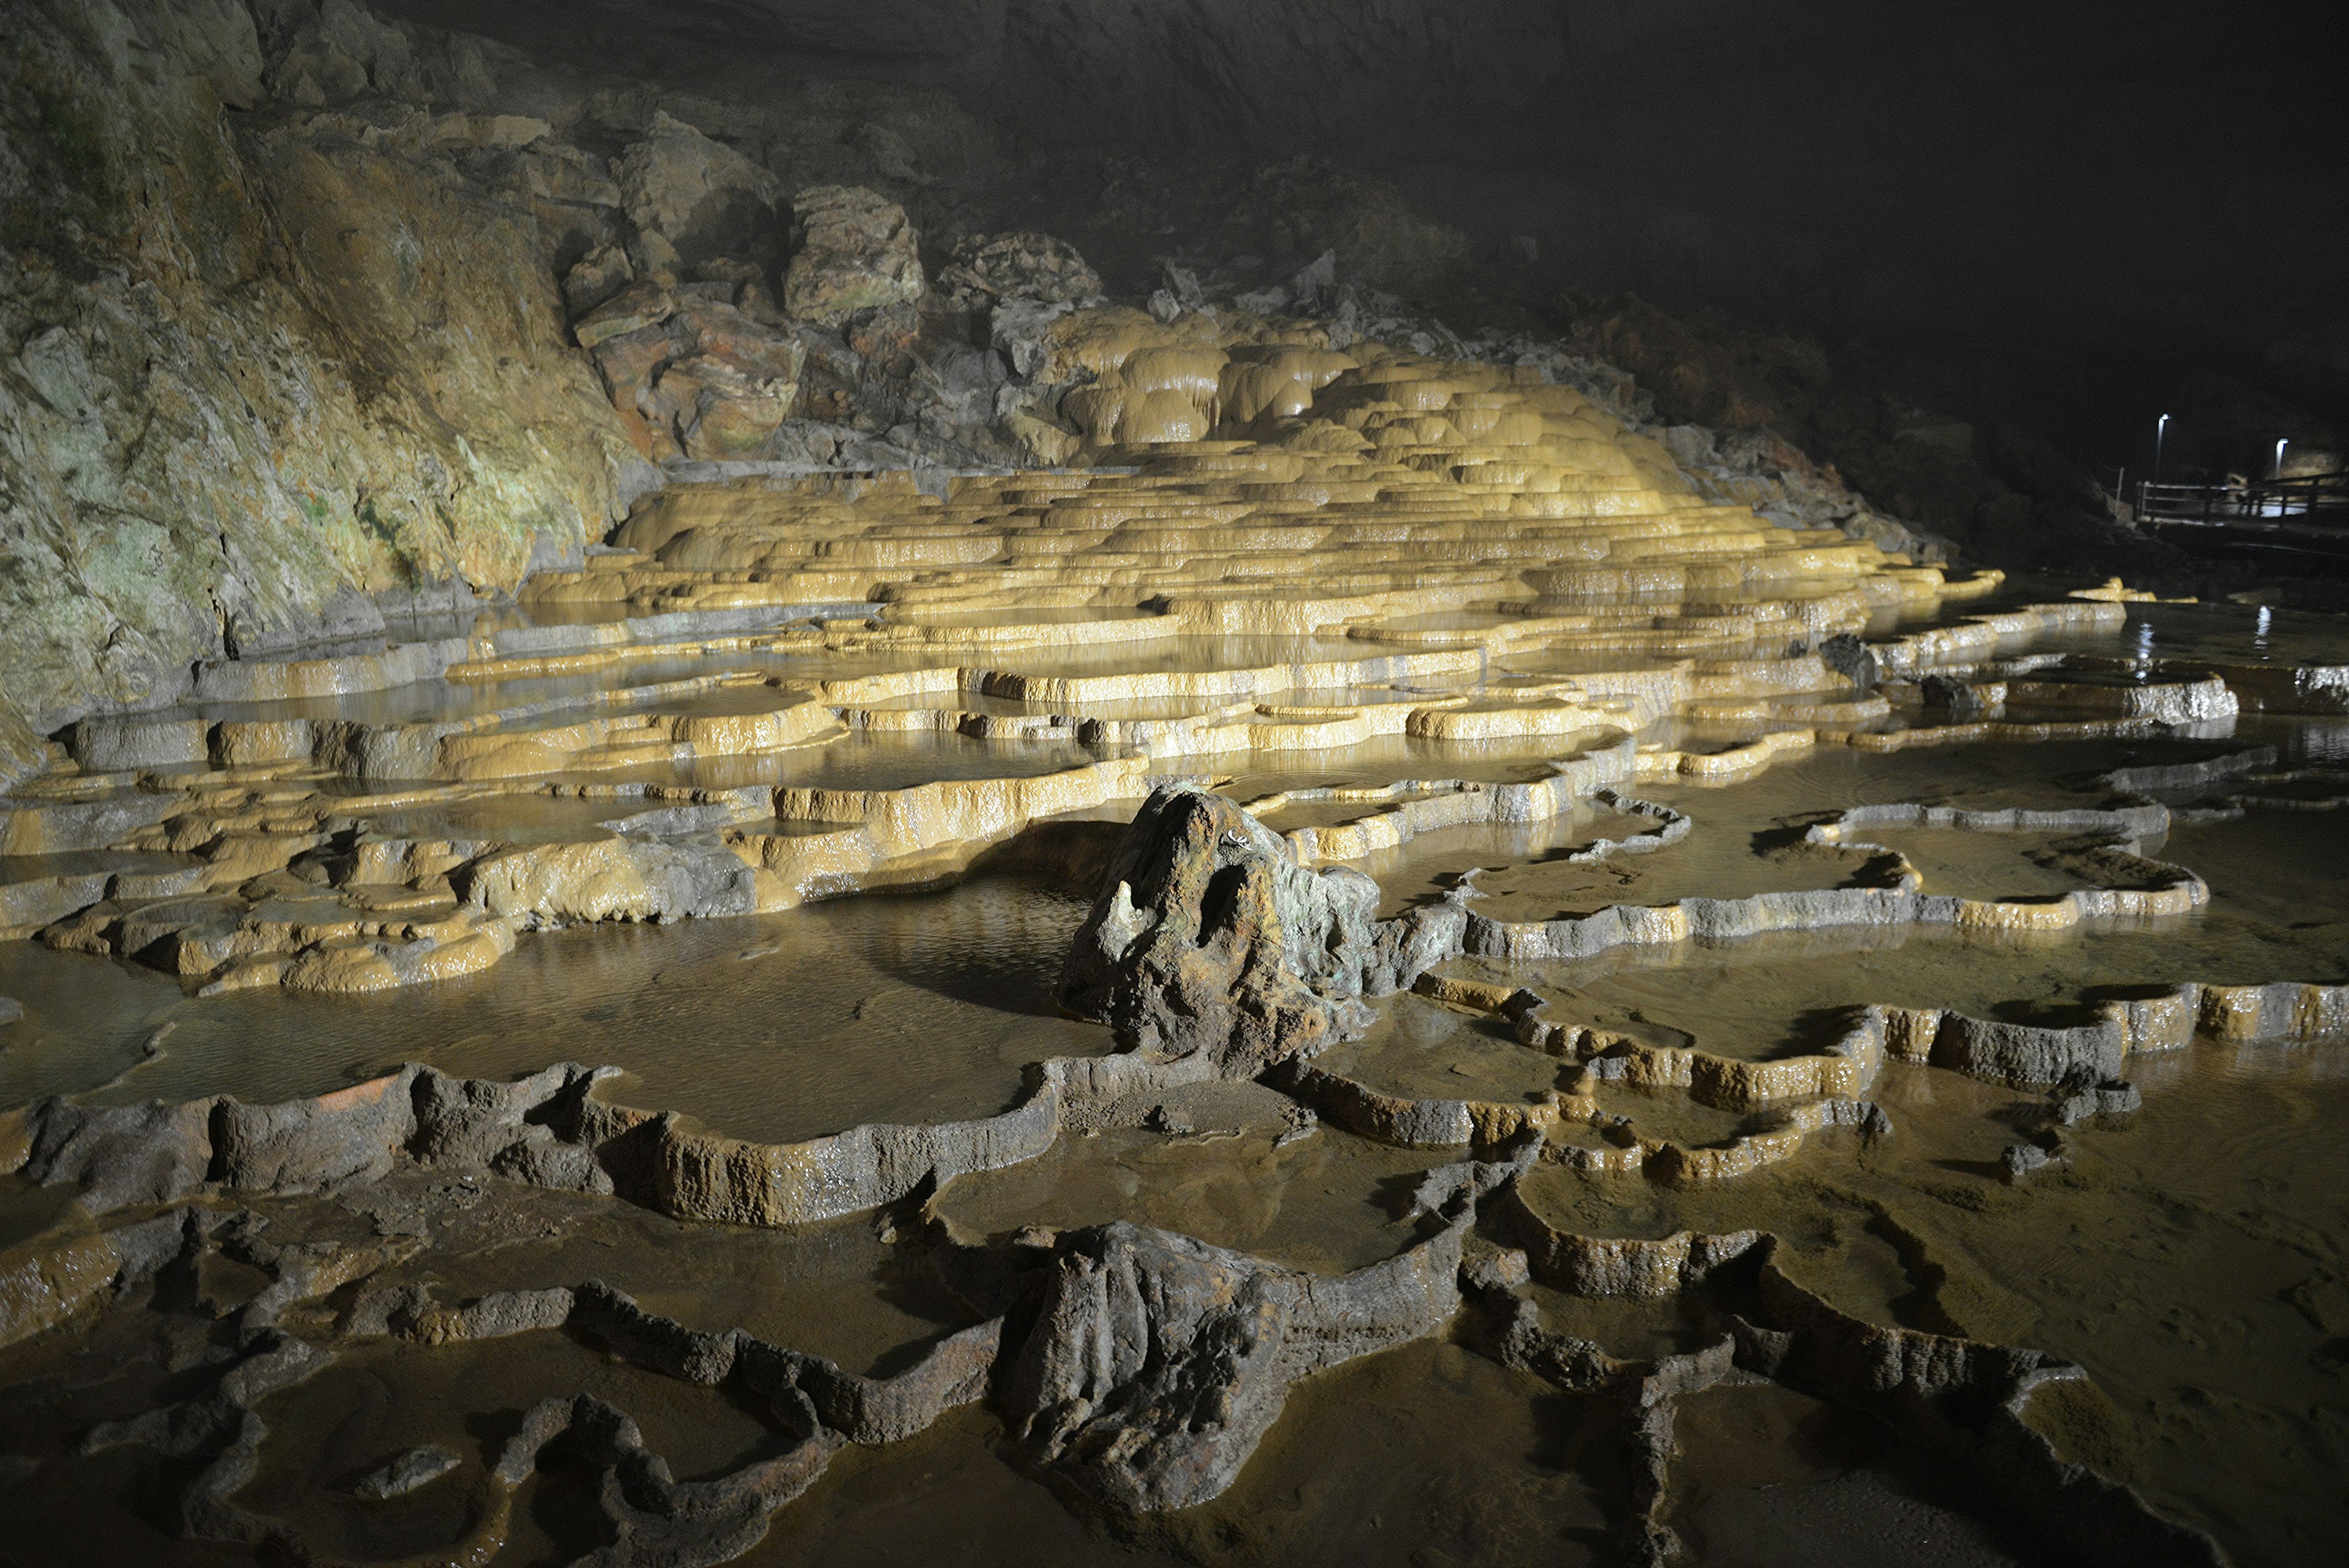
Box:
[3,320,1998,997]
[4,4,2348,1566]
[8,303,2348,1567]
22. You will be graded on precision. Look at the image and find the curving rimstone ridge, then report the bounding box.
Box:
[1869,600,2129,679]
[1046,779,2342,1191]
[911,1136,1533,1515]
[3,1057,1079,1231]
[2,332,2028,1001]
[1257,768,1687,871]
[395,759,2343,1214]
[1485,1183,1765,1296]
[1274,975,1888,1180]
[0,581,2184,1002]
[19,1145,2234,1568]
[2006,653,2349,719]
[21,1146,1518,1558]
[1517,973,2349,1094]
[2,277,2342,1564]
[992,1217,1473,1511]
[1269,736,1655,860]
[1735,1243,2228,1568]
[73,1233,1000,1567]
[1457,1261,1743,1564]
[1354,967,2347,1186]
[1453,1209,2227,1568]
[13,754,1159,993]
[1460,790,2211,962]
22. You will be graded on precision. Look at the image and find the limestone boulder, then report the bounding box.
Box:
[573,279,676,349]
[784,186,924,329]
[694,256,789,324]
[1819,632,1880,692]
[676,299,807,384]
[655,356,798,460]
[588,321,678,411]
[563,243,636,315]
[576,283,806,459]
[615,111,784,275]
[932,231,1103,313]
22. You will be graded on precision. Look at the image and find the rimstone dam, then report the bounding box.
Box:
[1,3,2346,1566]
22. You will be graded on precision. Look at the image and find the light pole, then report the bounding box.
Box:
[2154,414,2170,488]
[2275,437,2288,477]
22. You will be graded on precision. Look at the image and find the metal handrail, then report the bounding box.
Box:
[2135,471,2349,526]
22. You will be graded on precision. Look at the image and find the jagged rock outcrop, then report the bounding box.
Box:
[783,184,924,329]
[1060,784,1464,1075]
[562,181,950,462]
[573,276,804,458]
[999,1219,1468,1511]
[614,108,784,277]
[0,0,1972,798]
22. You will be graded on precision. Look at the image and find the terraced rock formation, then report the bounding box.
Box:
[2,333,2000,997]
[6,9,2349,1562]
[4,505,2348,1563]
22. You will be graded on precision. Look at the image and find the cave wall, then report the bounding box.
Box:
[0,0,653,770]
[403,0,2342,461]
[417,0,2344,385]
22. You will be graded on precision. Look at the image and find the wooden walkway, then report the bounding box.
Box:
[2140,472,2349,563]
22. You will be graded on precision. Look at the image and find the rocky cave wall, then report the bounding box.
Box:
[0,0,660,775]
[393,0,2344,474]
[388,0,2347,524]
[398,0,2348,393]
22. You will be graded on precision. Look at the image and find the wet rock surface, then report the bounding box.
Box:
[3,396,2345,1565]
[1061,784,1463,1075]
[2,4,2348,1567]
[3,716,2346,1564]
[998,1217,1468,1511]
[1,0,2035,784]
[933,230,1106,314]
